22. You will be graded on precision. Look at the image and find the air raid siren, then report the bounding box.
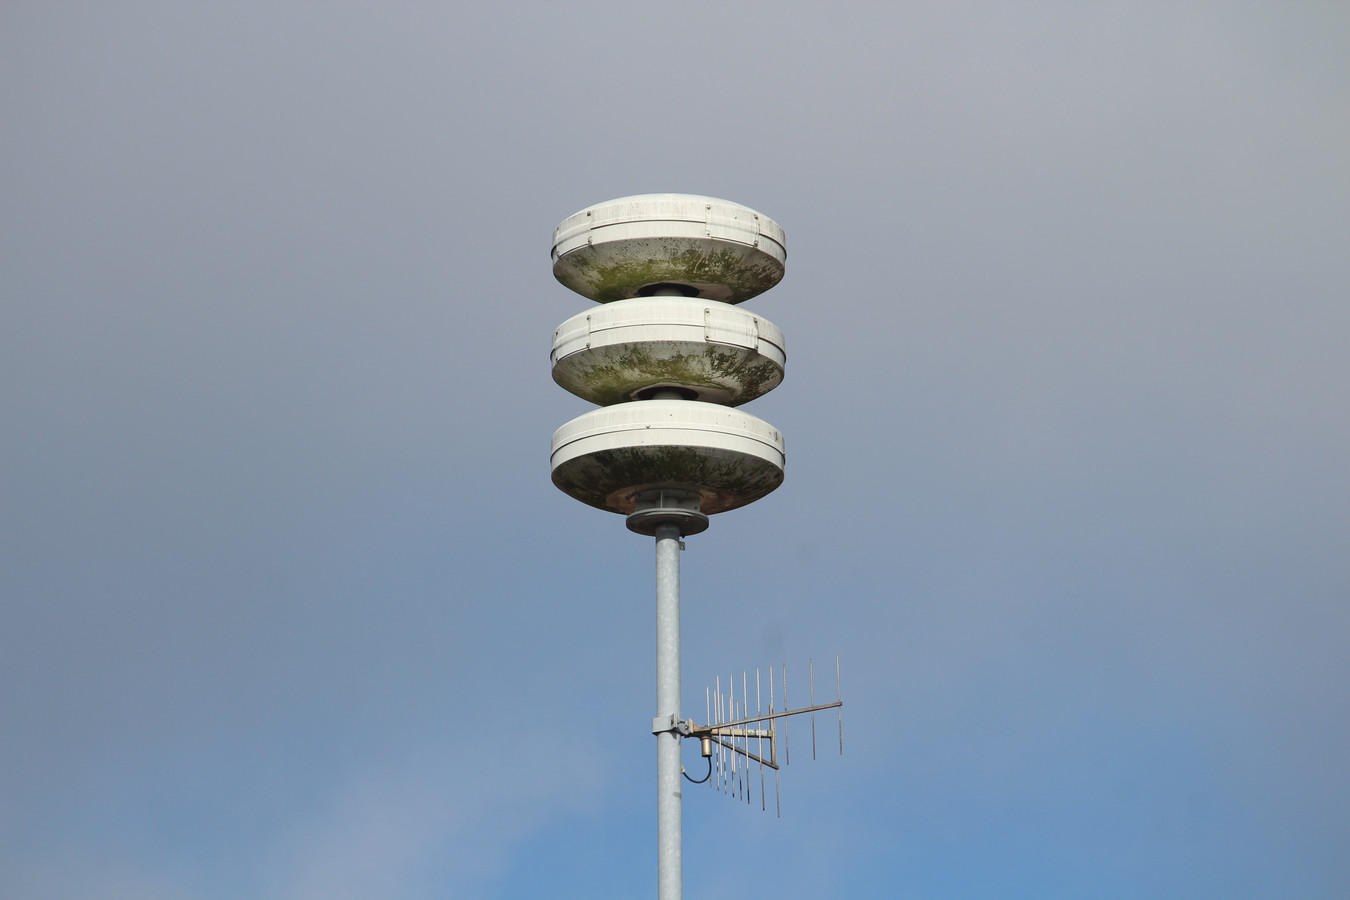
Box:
[548,194,789,536]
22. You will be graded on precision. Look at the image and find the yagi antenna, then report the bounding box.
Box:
[680,657,844,816]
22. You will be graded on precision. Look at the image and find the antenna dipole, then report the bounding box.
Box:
[686,658,844,815]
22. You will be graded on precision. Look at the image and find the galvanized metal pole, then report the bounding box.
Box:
[654,522,682,900]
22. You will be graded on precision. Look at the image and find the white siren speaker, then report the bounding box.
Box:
[549,194,788,535]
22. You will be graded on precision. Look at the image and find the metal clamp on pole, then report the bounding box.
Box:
[651,715,692,736]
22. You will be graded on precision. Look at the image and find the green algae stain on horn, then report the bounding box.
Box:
[554,243,786,304]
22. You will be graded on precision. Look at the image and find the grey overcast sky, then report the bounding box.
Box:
[3,2,1347,898]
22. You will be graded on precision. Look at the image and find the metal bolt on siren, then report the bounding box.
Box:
[547,195,841,900]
